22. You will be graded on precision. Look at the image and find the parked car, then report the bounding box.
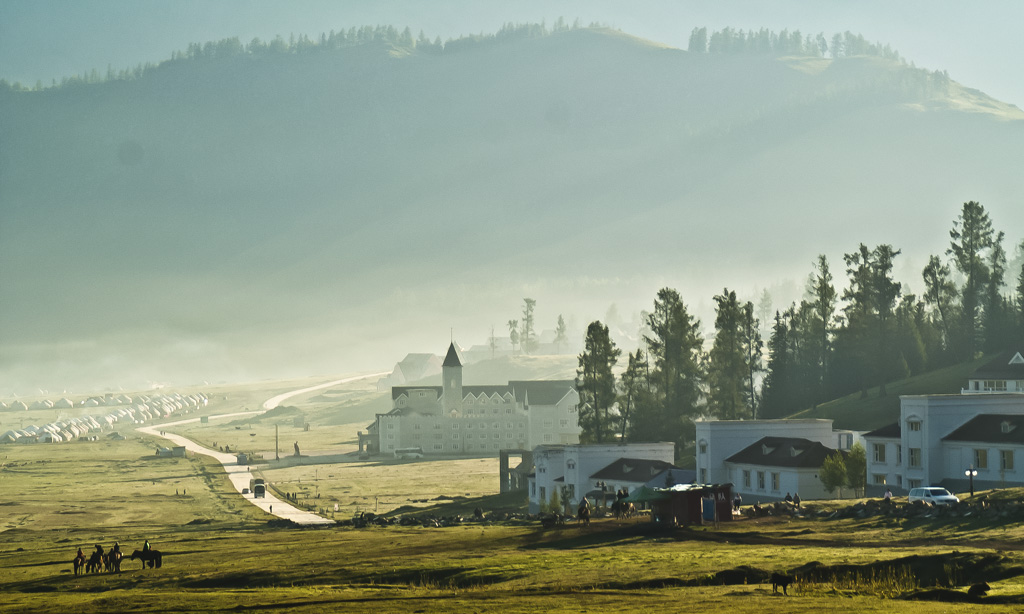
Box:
[242,487,250,495]
[908,487,959,505]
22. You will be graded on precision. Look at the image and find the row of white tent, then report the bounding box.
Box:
[1,393,144,412]
[0,392,208,444]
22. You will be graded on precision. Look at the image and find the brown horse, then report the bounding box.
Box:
[577,505,591,527]
[73,553,86,575]
[85,551,103,573]
[104,549,123,573]
[130,549,162,569]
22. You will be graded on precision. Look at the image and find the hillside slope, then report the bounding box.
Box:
[2,28,1022,390]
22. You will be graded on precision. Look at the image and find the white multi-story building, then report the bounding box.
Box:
[864,350,1024,495]
[528,442,676,513]
[695,418,859,498]
[365,343,580,457]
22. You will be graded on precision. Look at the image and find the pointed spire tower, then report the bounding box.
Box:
[442,342,463,415]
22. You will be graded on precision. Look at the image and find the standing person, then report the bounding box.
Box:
[733,493,742,512]
[785,493,793,504]
[143,540,151,553]
[793,493,801,508]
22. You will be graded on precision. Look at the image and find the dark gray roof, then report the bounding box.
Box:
[943,414,1024,444]
[391,381,574,405]
[392,386,443,400]
[510,380,576,405]
[442,342,462,367]
[590,458,677,482]
[725,437,842,469]
[865,422,901,438]
[970,351,1024,380]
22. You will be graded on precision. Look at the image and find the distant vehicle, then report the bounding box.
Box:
[908,487,959,505]
[394,447,424,460]
[249,478,266,498]
[242,487,250,495]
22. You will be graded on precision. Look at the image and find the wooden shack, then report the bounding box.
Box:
[649,483,734,526]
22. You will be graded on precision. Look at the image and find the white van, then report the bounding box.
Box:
[394,447,424,460]
[908,487,959,506]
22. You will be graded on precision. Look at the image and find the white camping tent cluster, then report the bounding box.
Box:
[0,392,208,444]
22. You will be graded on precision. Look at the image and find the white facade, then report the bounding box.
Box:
[695,419,856,484]
[865,393,1024,494]
[528,442,675,514]
[373,344,581,457]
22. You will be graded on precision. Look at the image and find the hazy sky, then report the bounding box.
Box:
[3,0,1024,108]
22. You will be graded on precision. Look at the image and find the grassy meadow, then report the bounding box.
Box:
[5,367,1024,612]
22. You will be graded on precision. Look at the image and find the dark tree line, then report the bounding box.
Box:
[577,201,1024,455]
[761,201,1024,417]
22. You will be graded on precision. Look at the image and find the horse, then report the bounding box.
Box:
[85,551,103,574]
[577,505,591,527]
[130,549,162,569]
[770,572,794,595]
[104,549,123,573]
[73,553,86,575]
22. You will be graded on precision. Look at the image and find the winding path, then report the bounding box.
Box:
[137,372,386,525]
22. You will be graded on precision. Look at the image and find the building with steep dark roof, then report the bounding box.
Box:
[965,350,1024,393]
[365,343,580,457]
[864,350,1024,496]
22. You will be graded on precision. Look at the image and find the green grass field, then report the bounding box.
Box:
[4,365,1024,613]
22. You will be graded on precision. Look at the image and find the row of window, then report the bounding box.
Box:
[874,444,1015,470]
[741,469,780,491]
[384,442,515,451]
[411,421,527,430]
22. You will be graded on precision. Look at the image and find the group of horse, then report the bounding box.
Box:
[73,547,162,575]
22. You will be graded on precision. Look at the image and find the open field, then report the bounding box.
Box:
[6,369,1024,613]
[7,430,1024,613]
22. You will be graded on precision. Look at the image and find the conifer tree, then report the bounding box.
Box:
[576,321,620,444]
[948,201,994,359]
[707,289,749,419]
[642,288,705,451]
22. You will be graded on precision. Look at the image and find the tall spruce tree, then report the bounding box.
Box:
[871,244,902,396]
[983,231,1010,353]
[948,201,994,359]
[922,254,959,363]
[576,321,620,444]
[706,289,749,419]
[642,288,705,452]
[760,310,792,419]
[618,349,651,442]
[809,255,836,406]
[554,314,568,353]
[740,301,763,419]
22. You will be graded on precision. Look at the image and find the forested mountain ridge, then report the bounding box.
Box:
[1,26,1022,391]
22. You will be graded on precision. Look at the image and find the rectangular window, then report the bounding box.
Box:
[757,471,765,490]
[975,448,989,469]
[897,475,903,486]
[1002,450,1014,471]
[909,448,921,468]
[873,443,886,463]
[699,442,708,454]
[387,433,395,440]
[452,433,459,439]
[873,474,887,485]
[908,478,922,489]
[700,468,707,483]
[539,487,546,502]
[771,472,779,491]
[452,423,459,429]
[984,380,1007,392]
[908,421,921,432]
[897,445,902,464]
[742,470,751,488]
[531,482,536,496]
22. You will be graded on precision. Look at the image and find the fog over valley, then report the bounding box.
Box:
[2,6,1023,393]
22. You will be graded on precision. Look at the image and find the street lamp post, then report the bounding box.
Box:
[965,465,978,497]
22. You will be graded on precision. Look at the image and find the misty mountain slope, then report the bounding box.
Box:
[1,27,1022,391]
